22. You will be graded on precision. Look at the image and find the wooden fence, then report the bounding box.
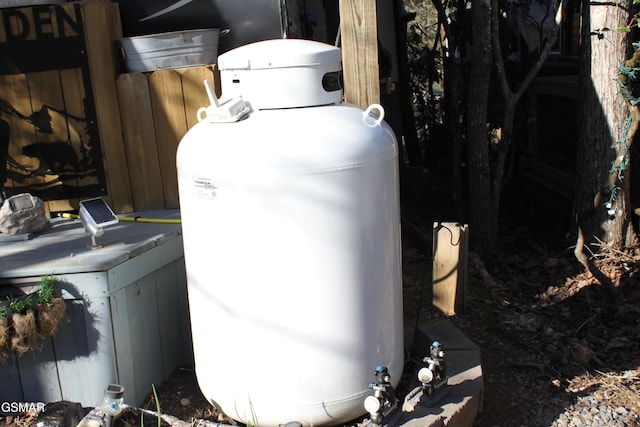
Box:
[0,0,220,214]
[0,0,379,215]
[116,66,220,212]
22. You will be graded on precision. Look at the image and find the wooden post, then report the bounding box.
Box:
[432,222,468,316]
[81,0,134,213]
[338,0,380,109]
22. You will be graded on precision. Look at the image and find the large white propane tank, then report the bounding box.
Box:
[176,39,403,427]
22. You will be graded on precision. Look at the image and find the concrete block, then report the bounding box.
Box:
[395,321,484,427]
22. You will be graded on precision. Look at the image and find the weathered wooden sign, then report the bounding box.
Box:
[0,3,106,207]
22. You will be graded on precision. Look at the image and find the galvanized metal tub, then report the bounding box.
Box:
[119,28,220,72]
[2,1,65,6]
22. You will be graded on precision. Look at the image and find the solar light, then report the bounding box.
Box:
[79,197,118,249]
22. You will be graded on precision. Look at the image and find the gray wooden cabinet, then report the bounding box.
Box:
[0,210,192,408]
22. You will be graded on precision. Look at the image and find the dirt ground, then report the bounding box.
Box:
[143,220,640,427]
[1,215,638,427]
[460,227,640,426]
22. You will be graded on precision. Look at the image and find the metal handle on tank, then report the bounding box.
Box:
[363,104,385,127]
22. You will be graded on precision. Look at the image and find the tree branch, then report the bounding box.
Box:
[491,0,563,110]
[431,0,453,53]
[574,219,618,296]
[491,0,511,101]
[514,1,563,101]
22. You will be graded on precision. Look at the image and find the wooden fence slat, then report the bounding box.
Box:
[149,70,188,209]
[59,67,92,210]
[117,73,165,211]
[79,1,133,213]
[155,263,183,378]
[17,339,63,402]
[26,70,76,213]
[178,66,219,130]
[0,74,37,190]
[338,0,380,108]
[0,352,23,401]
[52,299,116,405]
[27,71,67,146]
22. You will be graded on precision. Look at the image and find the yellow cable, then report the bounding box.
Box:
[118,216,182,224]
[58,212,182,224]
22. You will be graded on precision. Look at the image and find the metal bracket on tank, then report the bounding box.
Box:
[196,79,250,123]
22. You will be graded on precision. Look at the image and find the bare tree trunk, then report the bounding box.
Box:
[489,0,561,238]
[574,0,638,293]
[432,0,466,218]
[575,0,634,249]
[445,61,466,219]
[467,0,494,265]
[395,0,422,165]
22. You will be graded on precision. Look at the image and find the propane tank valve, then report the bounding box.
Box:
[197,79,249,123]
[418,341,448,395]
[363,366,399,426]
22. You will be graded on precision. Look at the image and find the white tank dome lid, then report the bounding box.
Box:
[218,39,341,71]
[217,39,343,109]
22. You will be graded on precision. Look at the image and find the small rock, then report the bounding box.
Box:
[615,407,628,415]
[603,336,631,352]
[570,340,595,367]
[179,398,190,407]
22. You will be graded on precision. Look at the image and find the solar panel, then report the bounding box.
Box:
[80,197,118,226]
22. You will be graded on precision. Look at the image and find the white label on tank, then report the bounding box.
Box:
[192,176,218,200]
